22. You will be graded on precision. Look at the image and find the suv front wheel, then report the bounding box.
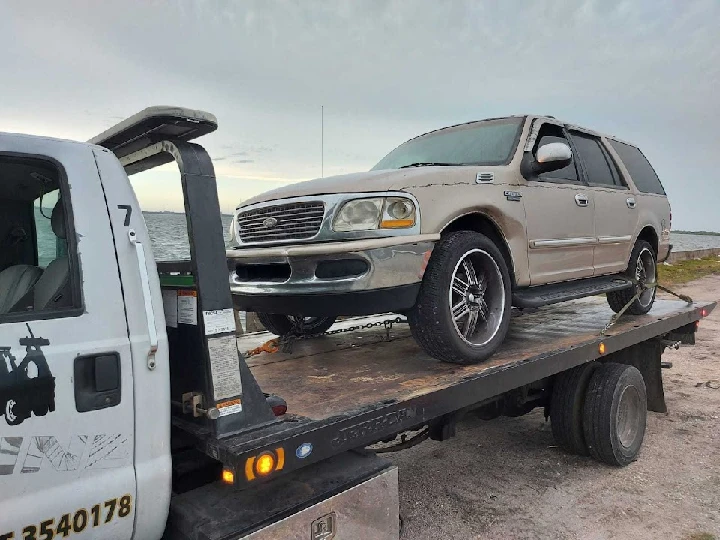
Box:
[408,231,512,364]
[256,313,337,337]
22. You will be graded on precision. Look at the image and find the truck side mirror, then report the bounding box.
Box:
[521,142,572,178]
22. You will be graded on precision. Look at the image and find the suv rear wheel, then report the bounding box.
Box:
[256,313,337,337]
[408,231,512,364]
[607,239,657,315]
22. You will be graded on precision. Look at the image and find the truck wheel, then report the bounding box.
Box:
[256,313,336,337]
[583,363,647,466]
[607,240,657,315]
[33,404,50,416]
[5,399,26,426]
[550,362,598,456]
[408,231,511,364]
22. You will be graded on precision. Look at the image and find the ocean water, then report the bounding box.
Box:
[669,232,720,252]
[143,212,236,261]
[142,214,720,261]
[35,210,720,263]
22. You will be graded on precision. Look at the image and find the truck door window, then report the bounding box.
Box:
[34,189,62,267]
[0,155,82,321]
[569,132,625,188]
[533,129,579,183]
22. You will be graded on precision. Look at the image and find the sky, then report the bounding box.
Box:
[2,0,719,230]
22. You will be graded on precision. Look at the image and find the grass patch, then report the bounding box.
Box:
[658,256,720,285]
[686,533,716,540]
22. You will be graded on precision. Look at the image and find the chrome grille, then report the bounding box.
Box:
[236,201,325,243]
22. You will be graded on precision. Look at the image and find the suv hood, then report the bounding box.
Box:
[239,166,507,208]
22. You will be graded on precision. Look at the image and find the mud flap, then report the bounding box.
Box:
[602,339,667,413]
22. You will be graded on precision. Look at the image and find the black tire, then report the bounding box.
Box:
[607,240,657,315]
[550,362,598,456]
[33,404,49,416]
[256,313,336,336]
[408,231,512,364]
[583,363,647,466]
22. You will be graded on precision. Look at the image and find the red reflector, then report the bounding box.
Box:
[701,308,708,318]
[271,404,287,416]
[696,320,700,329]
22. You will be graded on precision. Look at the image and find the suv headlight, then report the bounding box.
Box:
[332,196,416,232]
[382,197,416,228]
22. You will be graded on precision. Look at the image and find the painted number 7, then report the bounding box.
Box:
[118,205,132,226]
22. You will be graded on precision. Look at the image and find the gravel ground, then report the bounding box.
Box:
[390,275,720,540]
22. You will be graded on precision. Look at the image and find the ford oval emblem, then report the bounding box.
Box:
[262,217,278,228]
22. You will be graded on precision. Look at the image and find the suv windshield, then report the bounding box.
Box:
[372,117,524,170]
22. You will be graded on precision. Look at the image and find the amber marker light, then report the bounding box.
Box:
[598,342,606,355]
[245,448,285,481]
[256,452,276,476]
[380,219,415,229]
[221,468,235,484]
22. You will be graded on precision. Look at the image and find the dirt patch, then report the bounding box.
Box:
[391,275,720,539]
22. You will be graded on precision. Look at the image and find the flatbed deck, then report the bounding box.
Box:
[177,297,714,488]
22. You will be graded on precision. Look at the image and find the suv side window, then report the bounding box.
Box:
[0,155,81,320]
[534,130,580,183]
[609,140,666,195]
[569,132,625,188]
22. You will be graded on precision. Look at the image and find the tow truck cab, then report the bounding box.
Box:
[0,108,398,540]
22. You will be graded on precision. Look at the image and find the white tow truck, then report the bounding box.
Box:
[0,107,713,539]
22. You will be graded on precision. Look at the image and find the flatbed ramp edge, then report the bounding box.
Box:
[175,297,714,485]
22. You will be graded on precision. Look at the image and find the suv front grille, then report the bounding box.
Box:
[236,201,325,243]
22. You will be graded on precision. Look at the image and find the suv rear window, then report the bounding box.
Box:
[609,140,665,195]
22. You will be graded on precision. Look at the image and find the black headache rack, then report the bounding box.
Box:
[92,106,716,493]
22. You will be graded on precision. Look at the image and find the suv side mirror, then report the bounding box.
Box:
[521,142,572,178]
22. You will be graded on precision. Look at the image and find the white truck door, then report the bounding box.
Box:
[0,135,136,540]
[90,147,171,540]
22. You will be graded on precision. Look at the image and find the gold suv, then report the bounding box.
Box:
[228,115,671,364]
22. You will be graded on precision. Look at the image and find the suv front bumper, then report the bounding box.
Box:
[227,235,438,316]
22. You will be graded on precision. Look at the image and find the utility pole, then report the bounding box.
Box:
[321,105,324,178]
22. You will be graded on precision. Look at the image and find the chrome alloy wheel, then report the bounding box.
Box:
[448,248,506,346]
[635,247,656,307]
[291,316,324,330]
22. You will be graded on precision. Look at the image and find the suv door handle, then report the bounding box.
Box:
[626,197,636,209]
[74,353,121,412]
[574,194,589,207]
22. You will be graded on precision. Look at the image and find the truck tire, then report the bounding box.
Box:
[5,398,27,426]
[408,231,511,364]
[256,313,336,337]
[583,363,647,466]
[550,362,598,456]
[607,240,657,315]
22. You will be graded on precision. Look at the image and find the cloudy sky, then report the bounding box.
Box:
[2,0,719,230]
